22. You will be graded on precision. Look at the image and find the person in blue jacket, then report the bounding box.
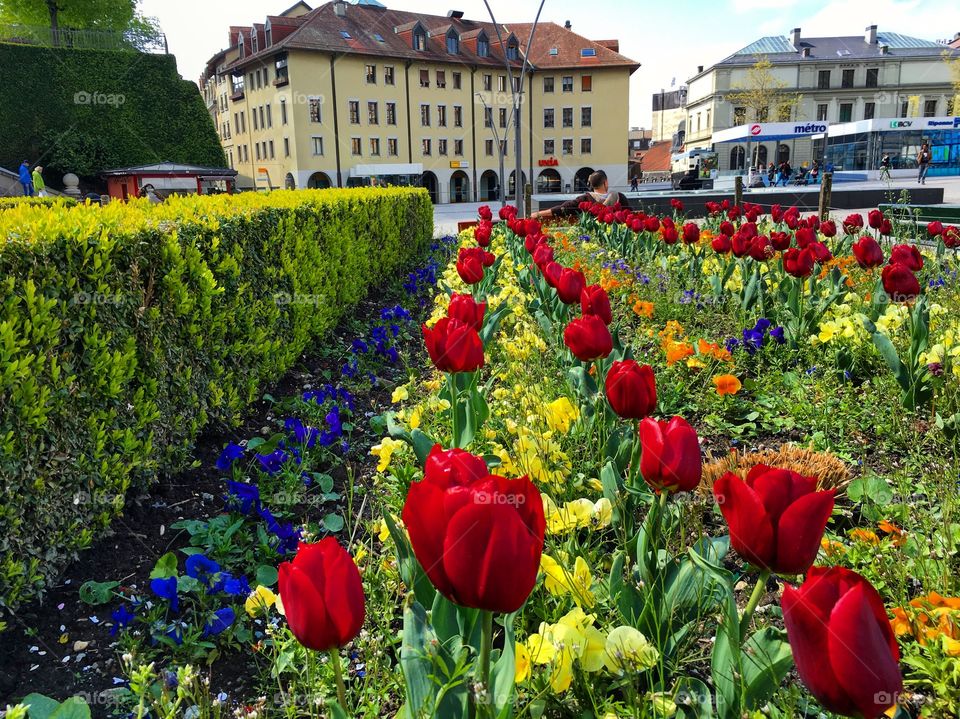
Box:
[18,160,34,197]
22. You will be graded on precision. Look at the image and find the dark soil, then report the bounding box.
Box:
[0,292,427,715]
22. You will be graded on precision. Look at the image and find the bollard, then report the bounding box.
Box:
[524,183,532,219]
[734,175,743,208]
[818,172,832,221]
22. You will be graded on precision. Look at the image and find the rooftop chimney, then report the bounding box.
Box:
[791,28,801,47]
[564,20,572,30]
[333,1,347,17]
[447,10,464,18]
[865,24,878,44]
[697,64,703,73]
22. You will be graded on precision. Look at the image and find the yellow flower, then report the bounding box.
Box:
[545,396,579,433]
[391,385,409,403]
[515,641,531,683]
[245,585,277,617]
[540,553,595,607]
[369,437,405,473]
[408,406,422,430]
[587,478,604,493]
[603,626,659,676]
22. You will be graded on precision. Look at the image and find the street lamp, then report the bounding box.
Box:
[482,0,546,217]
[475,92,507,208]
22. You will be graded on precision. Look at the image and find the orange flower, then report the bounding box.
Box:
[878,520,907,547]
[820,538,847,558]
[713,374,742,396]
[698,338,733,363]
[889,607,913,636]
[849,528,881,544]
[665,341,694,366]
[632,300,654,318]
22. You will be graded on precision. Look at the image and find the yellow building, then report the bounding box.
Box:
[200,0,639,201]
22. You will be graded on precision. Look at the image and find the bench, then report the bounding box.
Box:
[878,203,960,224]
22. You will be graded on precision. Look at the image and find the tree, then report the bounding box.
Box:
[726,57,803,165]
[944,50,960,115]
[0,0,155,46]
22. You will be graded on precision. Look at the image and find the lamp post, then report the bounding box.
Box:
[475,92,507,208]
[482,0,546,217]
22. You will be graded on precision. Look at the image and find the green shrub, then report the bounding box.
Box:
[0,196,77,210]
[0,188,432,614]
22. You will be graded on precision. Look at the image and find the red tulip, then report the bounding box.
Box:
[881,264,920,302]
[842,213,864,234]
[563,315,613,361]
[524,233,544,254]
[852,236,884,269]
[771,204,784,223]
[643,215,660,233]
[820,219,837,237]
[739,222,758,239]
[661,226,679,244]
[556,267,587,304]
[808,241,832,263]
[478,205,492,221]
[278,539,365,651]
[638,416,701,493]
[605,360,656,419]
[943,226,960,249]
[670,198,684,212]
[782,566,902,718]
[447,293,487,332]
[423,317,484,373]
[456,252,484,284]
[720,199,730,210]
[542,260,562,288]
[927,221,944,237]
[727,206,741,221]
[474,221,492,247]
[888,244,923,272]
[783,247,815,278]
[731,231,751,258]
[533,243,554,268]
[713,464,834,574]
[580,284,613,325]
[711,234,732,254]
[868,209,884,230]
[748,236,773,262]
[879,218,893,236]
[795,227,816,248]
[719,221,735,237]
[424,444,489,486]
[498,205,517,221]
[681,223,700,244]
[402,460,545,612]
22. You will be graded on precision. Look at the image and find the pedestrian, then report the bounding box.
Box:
[141,184,163,204]
[530,170,629,220]
[810,160,820,184]
[32,165,46,197]
[767,162,775,186]
[879,154,891,181]
[781,161,793,186]
[917,142,931,184]
[630,175,639,192]
[18,160,34,197]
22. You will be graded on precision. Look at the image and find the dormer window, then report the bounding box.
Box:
[265,19,272,47]
[413,28,427,50]
[238,33,245,58]
[250,30,258,53]
[446,29,459,54]
[477,32,489,57]
[506,40,519,60]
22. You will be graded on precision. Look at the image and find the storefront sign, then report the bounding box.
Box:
[449,161,470,168]
[889,120,913,128]
[538,158,559,166]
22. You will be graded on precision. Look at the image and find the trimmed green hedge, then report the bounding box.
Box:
[0,43,224,184]
[0,188,432,613]
[0,197,77,210]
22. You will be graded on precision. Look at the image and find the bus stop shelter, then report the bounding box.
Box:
[713,121,829,172]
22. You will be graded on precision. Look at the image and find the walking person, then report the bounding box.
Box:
[630,175,639,192]
[767,162,776,187]
[32,165,46,197]
[917,142,931,184]
[18,160,34,197]
[879,154,891,182]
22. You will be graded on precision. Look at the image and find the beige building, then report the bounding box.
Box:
[683,25,960,171]
[200,0,639,201]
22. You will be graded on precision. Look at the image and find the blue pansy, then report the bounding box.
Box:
[351,339,369,354]
[754,318,772,333]
[110,605,135,636]
[203,607,237,637]
[258,507,301,554]
[185,554,221,586]
[226,481,261,514]
[256,449,288,475]
[285,418,318,448]
[215,443,245,472]
[770,326,786,344]
[150,577,179,613]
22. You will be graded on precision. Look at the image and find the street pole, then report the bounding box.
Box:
[476,93,506,208]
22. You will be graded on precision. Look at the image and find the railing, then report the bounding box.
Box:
[0,23,168,54]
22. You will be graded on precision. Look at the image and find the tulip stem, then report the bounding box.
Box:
[329,648,348,712]
[739,570,771,642]
[447,372,460,448]
[478,610,494,716]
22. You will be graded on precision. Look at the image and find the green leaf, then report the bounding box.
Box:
[22,694,60,719]
[255,565,279,587]
[672,678,713,719]
[741,626,794,709]
[312,472,335,493]
[410,429,437,465]
[149,552,179,579]
[323,513,345,533]
[28,696,90,719]
[490,612,517,718]
[78,580,119,606]
[328,702,349,719]
[870,331,911,392]
[383,512,436,607]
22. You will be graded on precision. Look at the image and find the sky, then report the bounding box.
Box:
[140,0,960,128]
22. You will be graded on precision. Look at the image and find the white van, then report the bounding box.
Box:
[670,150,717,190]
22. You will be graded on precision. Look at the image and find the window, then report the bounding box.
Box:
[414,30,426,51]
[543,108,554,128]
[581,138,591,154]
[269,140,274,159]
[924,99,938,117]
[421,104,431,126]
[478,35,489,57]
[366,64,376,83]
[454,139,463,155]
[446,32,459,54]
[438,105,447,126]
[275,56,289,85]
[581,107,592,127]
[340,30,352,39]
[733,107,746,125]
[386,102,397,125]
[483,74,492,91]
[309,97,322,123]
[499,108,507,128]
[422,138,431,155]
[543,139,554,155]
[484,108,493,128]
[562,76,573,92]
[562,107,573,128]
[562,138,573,155]
[485,139,494,156]
[438,139,448,155]
[506,41,519,60]
[817,103,828,121]
[351,137,361,155]
[370,137,380,156]
[756,106,768,122]
[349,100,360,124]
[259,106,265,128]
[841,69,854,88]
[420,69,430,88]
[900,100,909,118]
[281,99,288,125]
[384,66,395,85]
[374,33,385,43]
[452,72,462,89]
[284,137,290,157]
[581,75,592,92]
[864,102,875,120]
[453,105,463,127]
[387,138,398,156]
[253,108,259,130]
[543,76,554,93]
[498,75,507,92]
[368,101,379,124]
[255,143,261,160]
[866,68,879,88]
[437,70,446,88]
[266,103,272,128]
[817,70,830,89]
[839,103,852,122]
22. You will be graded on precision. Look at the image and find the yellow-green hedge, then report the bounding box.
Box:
[0,188,432,613]
[0,196,77,210]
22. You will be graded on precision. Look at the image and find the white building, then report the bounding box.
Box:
[685,25,960,172]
